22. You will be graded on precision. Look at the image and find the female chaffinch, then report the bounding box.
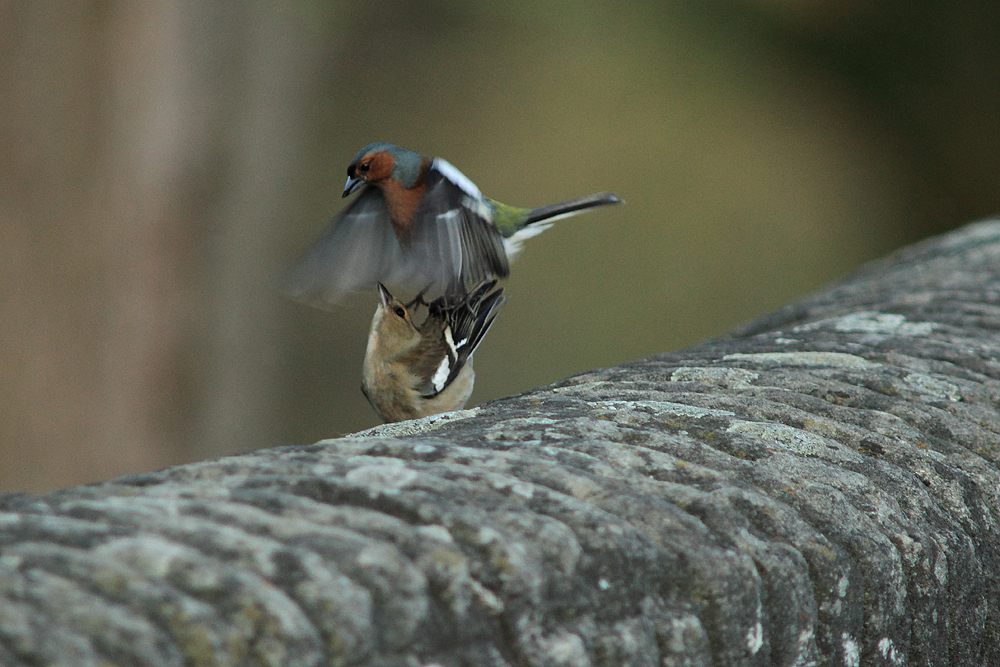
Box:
[361,279,505,423]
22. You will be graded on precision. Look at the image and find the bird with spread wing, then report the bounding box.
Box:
[283,142,622,305]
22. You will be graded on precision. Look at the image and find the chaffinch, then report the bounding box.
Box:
[283,143,622,305]
[361,279,505,423]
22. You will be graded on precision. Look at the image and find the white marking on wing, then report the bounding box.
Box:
[431,356,451,392]
[433,158,482,199]
[462,194,492,221]
[443,326,458,356]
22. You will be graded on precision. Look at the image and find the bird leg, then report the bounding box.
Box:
[405,283,434,313]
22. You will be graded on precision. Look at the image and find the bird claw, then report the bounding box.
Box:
[404,283,434,312]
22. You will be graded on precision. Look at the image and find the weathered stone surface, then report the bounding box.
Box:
[3,220,1000,666]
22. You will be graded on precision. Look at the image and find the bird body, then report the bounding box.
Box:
[362,279,505,423]
[283,143,621,305]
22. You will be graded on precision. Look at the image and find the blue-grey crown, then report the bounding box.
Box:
[351,142,424,188]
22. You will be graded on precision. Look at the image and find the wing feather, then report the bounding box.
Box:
[410,280,505,398]
[280,187,435,307]
[408,162,510,295]
[281,160,514,307]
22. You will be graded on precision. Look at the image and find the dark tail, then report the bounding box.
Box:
[524,192,623,226]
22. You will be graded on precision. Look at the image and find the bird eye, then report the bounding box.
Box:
[393,306,406,318]
[358,161,371,174]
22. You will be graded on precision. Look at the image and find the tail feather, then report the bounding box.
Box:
[503,192,622,259]
[523,192,622,226]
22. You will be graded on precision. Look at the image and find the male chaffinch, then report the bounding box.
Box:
[361,278,505,423]
[283,143,622,305]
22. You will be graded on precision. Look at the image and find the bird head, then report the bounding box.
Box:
[344,143,426,197]
[369,282,421,356]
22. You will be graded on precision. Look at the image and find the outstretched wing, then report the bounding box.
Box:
[280,187,437,307]
[405,159,510,296]
[412,280,506,398]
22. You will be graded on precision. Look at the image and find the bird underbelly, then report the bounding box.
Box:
[371,385,420,423]
[417,366,475,417]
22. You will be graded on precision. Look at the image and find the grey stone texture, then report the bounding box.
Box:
[3,219,1000,666]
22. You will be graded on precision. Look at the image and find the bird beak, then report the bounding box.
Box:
[377,282,393,306]
[343,174,364,197]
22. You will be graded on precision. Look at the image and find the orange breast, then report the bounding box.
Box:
[378,156,431,244]
[382,181,426,243]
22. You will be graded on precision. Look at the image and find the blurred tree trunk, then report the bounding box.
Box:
[0,3,320,490]
[4,0,1000,496]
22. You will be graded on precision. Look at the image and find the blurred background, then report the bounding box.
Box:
[2,1,999,492]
